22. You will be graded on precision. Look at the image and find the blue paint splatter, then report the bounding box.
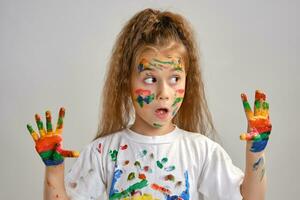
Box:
[109,169,123,197]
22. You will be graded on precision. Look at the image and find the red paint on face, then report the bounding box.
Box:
[176,89,185,94]
[135,89,151,96]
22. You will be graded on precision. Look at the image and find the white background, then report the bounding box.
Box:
[0,0,299,199]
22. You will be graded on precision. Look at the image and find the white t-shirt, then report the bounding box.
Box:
[65,125,244,200]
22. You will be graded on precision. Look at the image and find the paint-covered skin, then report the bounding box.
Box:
[240,90,272,152]
[131,55,186,130]
[27,107,79,166]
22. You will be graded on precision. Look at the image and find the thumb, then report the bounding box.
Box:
[56,144,80,158]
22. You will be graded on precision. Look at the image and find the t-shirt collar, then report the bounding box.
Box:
[125,124,181,144]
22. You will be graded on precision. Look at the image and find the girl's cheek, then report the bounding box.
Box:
[171,88,185,116]
[133,88,155,108]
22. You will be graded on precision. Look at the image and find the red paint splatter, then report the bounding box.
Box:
[124,160,130,165]
[97,143,102,154]
[164,174,175,181]
[143,166,149,172]
[138,173,146,179]
[120,144,128,150]
[151,183,171,195]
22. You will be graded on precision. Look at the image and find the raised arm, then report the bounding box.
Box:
[239,90,272,200]
[27,107,79,200]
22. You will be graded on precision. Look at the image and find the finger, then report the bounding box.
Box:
[55,107,65,135]
[261,101,269,118]
[240,128,259,141]
[35,114,46,137]
[27,124,39,142]
[56,145,80,158]
[254,90,266,116]
[241,93,254,120]
[45,110,53,135]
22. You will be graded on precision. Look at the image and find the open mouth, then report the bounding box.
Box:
[155,108,169,119]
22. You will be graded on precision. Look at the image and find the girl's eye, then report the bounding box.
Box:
[170,76,180,84]
[144,77,157,84]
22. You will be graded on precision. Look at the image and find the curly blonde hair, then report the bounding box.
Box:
[95,8,216,139]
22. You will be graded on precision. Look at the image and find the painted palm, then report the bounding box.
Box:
[240,90,272,152]
[27,107,79,166]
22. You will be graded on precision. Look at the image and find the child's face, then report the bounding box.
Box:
[130,49,186,130]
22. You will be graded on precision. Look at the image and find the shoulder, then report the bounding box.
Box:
[82,129,127,155]
[178,128,219,150]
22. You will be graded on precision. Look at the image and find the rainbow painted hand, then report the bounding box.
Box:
[240,90,272,152]
[27,107,79,166]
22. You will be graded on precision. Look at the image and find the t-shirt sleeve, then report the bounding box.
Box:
[198,143,244,200]
[64,143,107,200]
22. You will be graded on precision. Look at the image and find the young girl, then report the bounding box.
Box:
[27,8,272,200]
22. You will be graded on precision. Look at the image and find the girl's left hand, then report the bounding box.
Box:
[240,90,272,152]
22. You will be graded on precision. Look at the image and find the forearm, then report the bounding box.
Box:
[44,163,69,200]
[241,142,266,200]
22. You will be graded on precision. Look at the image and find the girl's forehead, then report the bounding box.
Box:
[138,50,184,65]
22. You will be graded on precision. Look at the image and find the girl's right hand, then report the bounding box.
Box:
[27,107,79,166]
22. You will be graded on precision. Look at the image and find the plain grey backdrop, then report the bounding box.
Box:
[1,0,299,199]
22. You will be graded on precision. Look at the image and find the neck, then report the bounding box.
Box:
[130,119,175,136]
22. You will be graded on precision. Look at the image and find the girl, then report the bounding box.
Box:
[27,8,272,200]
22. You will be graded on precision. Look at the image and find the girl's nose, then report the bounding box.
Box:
[156,82,170,101]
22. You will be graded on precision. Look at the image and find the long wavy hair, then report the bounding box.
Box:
[94,8,216,140]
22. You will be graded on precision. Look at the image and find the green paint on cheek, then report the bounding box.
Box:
[153,123,162,128]
[109,149,118,161]
[136,93,155,108]
[172,97,183,107]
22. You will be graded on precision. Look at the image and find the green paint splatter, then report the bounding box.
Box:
[142,149,147,155]
[109,179,148,200]
[161,157,168,164]
[156,161,163,169]
[134,161,141,169]
[109,149,118,161]
[128,172,135,180]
